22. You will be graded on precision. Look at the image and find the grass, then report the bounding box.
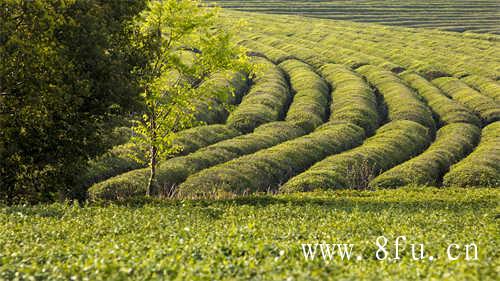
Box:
[1,188,498,280]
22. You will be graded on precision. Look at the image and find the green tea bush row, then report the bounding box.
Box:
[194,71,249,124]
[177,122,366,198]
[239,39,295,64]
[432,77,500,125]
[79,125,241,189]
[250,34,326,68]
[88,122,306,201]
[370,123,481,188]
[281,120,431,192]
[320,64,380,134]
[443,121,500,187]
[279,59,329,131]
[227,58,291,133]
[357,65,436,131]
[461,75,500,102]
[400,71,481,127]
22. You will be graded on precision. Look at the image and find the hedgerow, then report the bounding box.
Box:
[432,77,500,125]
[193,71,250,124]
[176,122,365,198]
[320,64,380,134]
[400,71,481,127]
[370,123,481,188]
[461,75,500,102]
[279,59,329,131]
[356,65,436,131]
[443,121,500,187]
[88,122,305,201]
[227,58,291,133]
[79,125,241,190]
[281,120,431,192]
[239,39,295,64]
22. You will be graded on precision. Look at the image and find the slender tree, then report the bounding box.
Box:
[131,0,250,196]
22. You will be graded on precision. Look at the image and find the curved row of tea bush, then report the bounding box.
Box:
[177,122,366,198]
[281,120,431,192]
[443,122,500,187]
[227,58,291,133]
[400,71,481,127]
[356,65,436,131]
[194,71,250,124]
[88,122,306,201]
[279,59,329,131]
[320,64,380,135]
[370,123,481,188]
[79,125,241,189]
[432,77,500,125]
[239,39,295,64]
[460,75,500,103]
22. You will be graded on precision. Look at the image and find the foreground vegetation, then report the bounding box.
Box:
[1,188,498,280]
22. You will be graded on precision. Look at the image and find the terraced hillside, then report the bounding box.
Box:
[89,9,499,201]
[210,0,500,34]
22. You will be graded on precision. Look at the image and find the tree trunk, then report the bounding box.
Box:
[147,144,157,197]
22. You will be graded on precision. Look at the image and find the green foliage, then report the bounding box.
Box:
[1,188,498,280]
[193,71,250,124]
[282,120,431,192]
[88,122,305,202]
[400,71,481,127]
[0,0,147,203]
[279,59,329,131]
[320,64,380,134]
[370,123,481,188]
[239,39,295,64]
[443,122,500,187]
[356,65,436,131]
[178,122,365,198]
[432,77,500,125]
[460,75,500,103]
[227,58,291,133]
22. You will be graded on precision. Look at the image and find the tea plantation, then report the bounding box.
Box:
[1,188,498,280]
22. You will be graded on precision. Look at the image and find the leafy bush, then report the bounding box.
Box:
[239,39,295,64]
[443,121,500,187]
[227,58,291,133]
[88,122,305,201]
[400,71,481,127]
[177,122,365,198]
[320,64,380,134]
[432,77,500,125]
[356,65,436,131]
[279,59,329,131]
[370,123,481,188]
[281,120,431,192]
[461,75,500,102]
[194,71,250,124]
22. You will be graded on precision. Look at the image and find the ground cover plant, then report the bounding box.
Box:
[1,188,498,280]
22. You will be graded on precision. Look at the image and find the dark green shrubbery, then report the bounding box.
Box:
[400,71,481,127]
[357,65,436,131]
[433,77,500,125]
[443,121,500,187]
[279,59,329,131]
[88,122,305,201]
[370,123,481,188]
[281,120,431,192]
[320,64,380,134]
[177,122,365,198]
[227,58,291,133]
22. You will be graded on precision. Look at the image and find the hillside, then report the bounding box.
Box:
[211,0,500,34]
